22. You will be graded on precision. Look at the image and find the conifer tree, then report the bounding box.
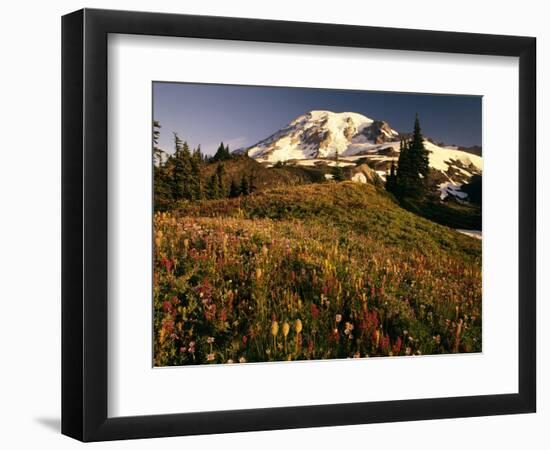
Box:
[394,115,431,199]
[216,164,226,196]
[206,173,219,199]
[248,173,257,193]
[212,142,232,161]
[152,120,173,209]
[229,179,240,198]
[153,120,164,166]
[332,150,345,181]
[240,174,250,196]
[171,133,192,200]
[409,114,430,183]
[170,132,184,199]
[213,142,224,161]
[192,145,203,163]
[396,139,411,196]
[189,147,203,200]
[385,160,397,193]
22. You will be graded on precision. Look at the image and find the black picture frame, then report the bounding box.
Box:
[62,8,536,442]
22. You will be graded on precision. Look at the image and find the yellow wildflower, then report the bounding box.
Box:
[282,322,290,337]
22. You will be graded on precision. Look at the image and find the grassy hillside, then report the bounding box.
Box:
[399,196,482,231]
[202,156,328,191]
[154,182,481,366]
[174,182,480,259]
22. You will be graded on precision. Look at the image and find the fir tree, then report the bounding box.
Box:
[385,160,397,193]
[206,173,219,199]
[216,164,226,196]
[229,179,240,198]
[462,174,482,205]
[396,139,412,196]
[332,150,345,181]
[212,142,232,161]
[192,145,203,163]
[248,173,257,193]
[171,133,192,200]
[152,120,164,166]
[170,132,184,199]
[409,114,430,183]
[189,147,203,200]
[394,115,431,199]
[240,174,250,196]
[152,120,173,209]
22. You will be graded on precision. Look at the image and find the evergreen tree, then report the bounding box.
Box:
[385,160,397,193]
[189,147,203,200]
[206,173,220,199]
[212,142,232,161]
[152,120,173,209]
[171,133,192,200]
[461,174,482,205]
[152,124,174,209]
[170,132,183,199]
[409,114,430,183]
[216,164,226,196]
[181,141,193,199]
[395,139,411,196]
[332,150,345,181]
[248,173,257,193]
[229,179,240,198]
[394,115,431,199]
[152,120,164,166]
[240,174,250,196]
[153,120,161,145]
[192,145,203,163]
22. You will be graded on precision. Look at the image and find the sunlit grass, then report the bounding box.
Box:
[154,182,481,366]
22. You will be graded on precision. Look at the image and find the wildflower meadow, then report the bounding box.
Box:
[153,182,481,366]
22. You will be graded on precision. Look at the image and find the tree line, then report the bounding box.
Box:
[153,121,255,209]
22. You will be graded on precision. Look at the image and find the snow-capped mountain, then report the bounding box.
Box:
[245,110,398,161]
[239,110,482,200]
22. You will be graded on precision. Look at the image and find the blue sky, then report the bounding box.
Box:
[153,82,482,156]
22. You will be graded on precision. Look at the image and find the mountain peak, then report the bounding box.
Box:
[245,109,394,162]
[292,110,375,127]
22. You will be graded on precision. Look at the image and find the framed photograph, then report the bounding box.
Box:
[62,8,536,441]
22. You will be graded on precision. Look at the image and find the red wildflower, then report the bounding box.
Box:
[360,310,379,332]
[204,303,217,322]
[310,303,320,319]
[161,317,174,334]
[161,257,173,272]
[380,334,391,353]
[392,336,402,355]
[219,308,227,322]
